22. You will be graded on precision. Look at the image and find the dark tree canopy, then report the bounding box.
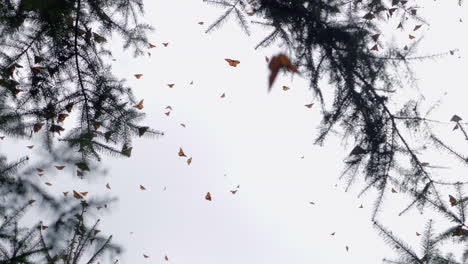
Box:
[206,0,468,262]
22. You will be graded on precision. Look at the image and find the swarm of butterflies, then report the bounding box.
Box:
[12,3,467,260]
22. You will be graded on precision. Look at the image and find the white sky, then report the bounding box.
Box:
[4,0,468,263]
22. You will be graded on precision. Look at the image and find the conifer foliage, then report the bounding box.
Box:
[0,0,161,168]
[0,0,158,262]
[206,0,468,262]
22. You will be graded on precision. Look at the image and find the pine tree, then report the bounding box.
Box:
[0,201,118,264]
[0,0,162,169]
[0,0,160,261]
[206,0,468,262]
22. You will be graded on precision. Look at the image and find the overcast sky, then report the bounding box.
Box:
[5,0,468,263]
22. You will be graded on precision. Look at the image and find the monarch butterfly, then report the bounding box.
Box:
[106,183,111,189]
[187,157,192,165]
[205,192,212,201]
[178,148,186,157]
[33,123,44,132]
[268,54,299,90]
[72,191,83,199]
[167,84,175,88]
[55,166,65,170]
[305,104,314,108]
[26,145,34,149]
[163,43,169,47]
[65,102,74,113]
[282,86,290,91]
[149,43,156,48]
[140,185,146,190]
[370,44,379,51]
[57,113,69,122]
[134,74,143,79]
[449,195,457,206]
[225,59,240,67]
[134,99,144,110]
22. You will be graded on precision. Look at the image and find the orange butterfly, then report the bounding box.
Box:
[163,43,169,47]
[106,183,111,189]
[73,190,83,199]
[198,22,204,25]
[26,145,34,149]
[80,192,88,196]
[225,58,240,67]
[33,123,44,133]
[187,157,192,165]
[449,195,457,206]
[305,104,314,108]
[205,192,212,201]
[57,113,69,122]
[134,99,144,110]
[282,86,290,91]
[41,225,49,230]
[268,54,299,90]
[349,146,366,155]
[94,122,101,130]
[140,185,146,190]
[391,188,398,193]
[55,165,65,170]
[167,84,175,88]
[149,43,156,48]
[409,35,416,39]
[65,102,74,113]
[134,74,143,79]
[178,148,186,157]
